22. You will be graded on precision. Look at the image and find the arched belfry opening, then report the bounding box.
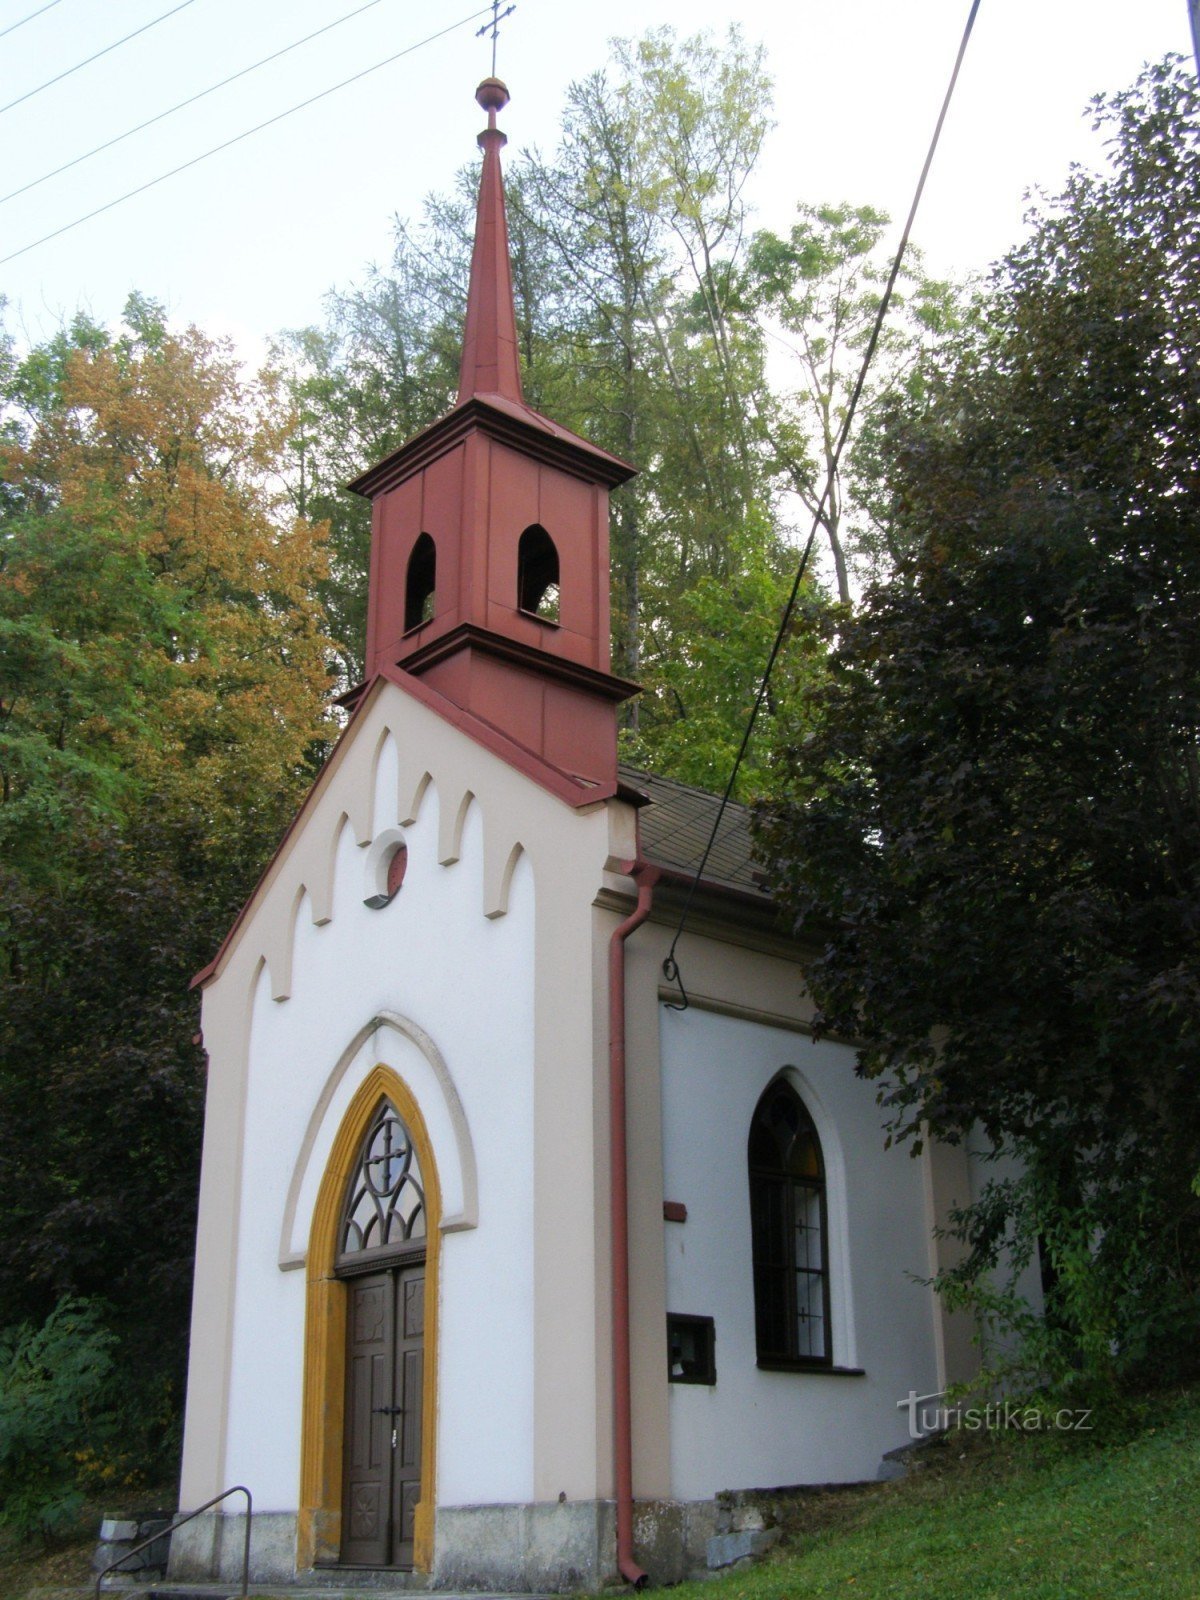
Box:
[517,524,559,622]
[405,534,436,632]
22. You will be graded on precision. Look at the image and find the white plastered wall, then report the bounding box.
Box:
[608,899,950,1505]
[179,679,615,1523]
[657,1005,941,1495]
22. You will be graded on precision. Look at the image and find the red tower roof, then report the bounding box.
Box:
[457,77,523,406]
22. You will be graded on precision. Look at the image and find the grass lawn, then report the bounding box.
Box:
[2,1392,1198,1598]
[672,1387,1200,1600]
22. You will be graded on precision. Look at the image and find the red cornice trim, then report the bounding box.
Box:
[347,394,636,500]
[402,623,640,704]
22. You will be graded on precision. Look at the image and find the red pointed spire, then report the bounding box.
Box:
[457,78,524,405]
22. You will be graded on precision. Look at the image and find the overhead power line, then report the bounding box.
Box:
[0,0,196,116]
[661,0,984,1011]
[0,5,494,266]
[0,0,65,41]
[1,0,394,207]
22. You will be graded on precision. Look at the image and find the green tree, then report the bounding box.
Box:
[619,514,825,796]
[757,56,1200,1389]
[273,227,465,684]
[0,296,336,1486]
[745,203,957,603]
[0,1298,118,1540]
[520,28,776,693]
[1,296,334,874]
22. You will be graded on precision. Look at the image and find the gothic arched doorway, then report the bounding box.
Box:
[299,1067,441,1573]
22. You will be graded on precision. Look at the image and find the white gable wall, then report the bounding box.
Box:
[179,678,615,1534]
[220,798,536,1508]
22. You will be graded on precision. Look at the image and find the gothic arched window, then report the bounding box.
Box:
[338,1100,427,1266]
[405,534,437,632]
[517,525,559,622]
[748,1079,831,1366]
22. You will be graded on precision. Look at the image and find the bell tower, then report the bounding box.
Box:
[350,79,638,789]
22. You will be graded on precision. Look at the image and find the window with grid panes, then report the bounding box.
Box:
[748,1079,831,1367]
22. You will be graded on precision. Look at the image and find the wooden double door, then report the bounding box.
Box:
[341,1262,425,1567]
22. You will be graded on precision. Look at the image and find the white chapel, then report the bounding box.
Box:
[173,77,988,1591]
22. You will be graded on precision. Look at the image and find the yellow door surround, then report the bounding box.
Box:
[298,1064,441,1572]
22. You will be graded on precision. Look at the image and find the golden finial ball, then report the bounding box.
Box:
[476,77,510,114]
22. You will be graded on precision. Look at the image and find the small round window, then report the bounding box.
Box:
[365,841,407,909]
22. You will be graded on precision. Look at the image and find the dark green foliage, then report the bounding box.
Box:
[0,1299,118,1541]
[757,57,1200,1390]
[0,300,335,1514]
[0,823,277,1487]
[0,831,209,1366]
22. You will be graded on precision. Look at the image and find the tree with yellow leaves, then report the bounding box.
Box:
[0,294,335,1501]
[1,292,334,876]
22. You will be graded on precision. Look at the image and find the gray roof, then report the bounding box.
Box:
[618,764,770,900]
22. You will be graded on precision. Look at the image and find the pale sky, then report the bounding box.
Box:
[1,0,1194,358]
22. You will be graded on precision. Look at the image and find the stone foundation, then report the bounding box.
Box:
[433,1501,614,1592]
[168,1511,298,1585]
[165,1491,787,1590]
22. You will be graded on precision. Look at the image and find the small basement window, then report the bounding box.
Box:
[517,524,560,623]
[667,1313,716,1385]
[405,533,436,632]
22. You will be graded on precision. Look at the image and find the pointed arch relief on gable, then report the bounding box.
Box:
[261,883,313,1003]
[402,767,434,828]
[439,787,475,867]
[249,950,275,1016]
[484,837,529,921]
[314,808,373,926]
[278,1010,479,1271]
[367,726,402,840]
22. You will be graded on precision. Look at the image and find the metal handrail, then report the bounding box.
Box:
[94,1483,252,1599]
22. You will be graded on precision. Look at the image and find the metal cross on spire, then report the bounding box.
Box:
[476,0,515,77]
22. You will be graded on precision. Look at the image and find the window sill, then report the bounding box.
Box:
[756,1360,866,1377]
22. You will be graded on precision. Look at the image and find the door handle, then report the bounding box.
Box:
[371,1405,403,1415]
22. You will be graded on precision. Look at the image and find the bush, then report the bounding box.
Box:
[0,1297,118,1541]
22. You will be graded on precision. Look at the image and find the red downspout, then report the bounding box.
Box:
[609,850,658,1590]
